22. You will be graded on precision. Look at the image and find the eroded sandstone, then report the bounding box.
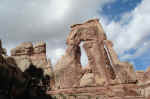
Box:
[50,19,148,99]
[10,41,53,76]
[0,19,150,99]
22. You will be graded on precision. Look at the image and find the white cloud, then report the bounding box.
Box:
[120,41,150,61]
[0,0,115,65]
[47,48,65,65]
[1,0,150,67]
[102,0,150,62]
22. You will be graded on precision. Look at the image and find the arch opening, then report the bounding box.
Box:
[79,42,88,67]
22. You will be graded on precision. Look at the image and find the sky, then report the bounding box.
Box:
[0,0,150,71]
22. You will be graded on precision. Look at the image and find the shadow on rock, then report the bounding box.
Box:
[0,62,53,99]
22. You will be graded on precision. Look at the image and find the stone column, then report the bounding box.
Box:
[83,41,109,86]
[54,45,82,89]
[104,40,119,64]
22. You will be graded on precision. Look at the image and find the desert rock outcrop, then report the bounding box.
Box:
[10,41,53,76]
[54,19,137,90]
[1,18,150,99]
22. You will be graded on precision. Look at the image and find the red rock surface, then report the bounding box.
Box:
[54,19,137,90]
[10,41,53,77]
[1,19,150,99]
[49,19,149,99]
[54,45,82,89]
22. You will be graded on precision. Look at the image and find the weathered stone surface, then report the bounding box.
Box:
[79,66,94,87]
[11,42,33,56]
[80,73,94,87]
[0,40,7,56]
[54,45,82,89]
[104,40,119,64]
[55,19,109,89]
[144,68,150,82]
[104,40,136,84]
[12,56,32,72]
[10,41,53,77]
[0,40,7,64]
[83,41,109,86]
[54,19,137,90]
[115,62,137,83]
[48,84,144,99]
[1,19,150,98]
[0,40,2,55]
[137,67,150,99]
[136,71,145,84]
[47,19,147,98]
[33,41,46,54]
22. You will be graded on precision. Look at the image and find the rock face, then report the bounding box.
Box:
[0,40,2,55]
[0,40,7,64]
[0,41,54,98]
[54,45,82,89]
[0,40,28,97]
[80,66,94,87]
[135,68,150,99]
[0,40,3,63]
[11,42,33,56]
[136,70,145,84]
[10,41,54,90]
[0,40,7,56]
[10,41,53,76]
[54,19,137,90]
[1,19,150,99]
[104,40,136,84]
[48,19,149,99]
[54,19,109,89]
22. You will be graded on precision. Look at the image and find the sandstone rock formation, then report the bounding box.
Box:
[0,40,30,98]
[0,40,7,56]
[54,19,109,89]
[0,40,7,64]
[1,18,150,99]
[136,70,145,84]
[54,19,137,90]
[10,41,53,76]
[54,45,82,89]
[104,40,136,84]
[79,66,94,87]
[135,68,150,98]
[47,19,149,99]
[0,40,53,98]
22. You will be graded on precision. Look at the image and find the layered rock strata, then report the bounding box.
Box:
[10,41,53,76]
[54,19,137,90]
[1,19,150,99]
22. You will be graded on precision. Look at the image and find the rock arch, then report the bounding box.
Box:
[54,19,136,89]
[54,19,111,89]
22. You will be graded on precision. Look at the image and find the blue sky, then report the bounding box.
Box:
[101,0,142,22]
[100,0,150,71]
[0,0,150,71]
